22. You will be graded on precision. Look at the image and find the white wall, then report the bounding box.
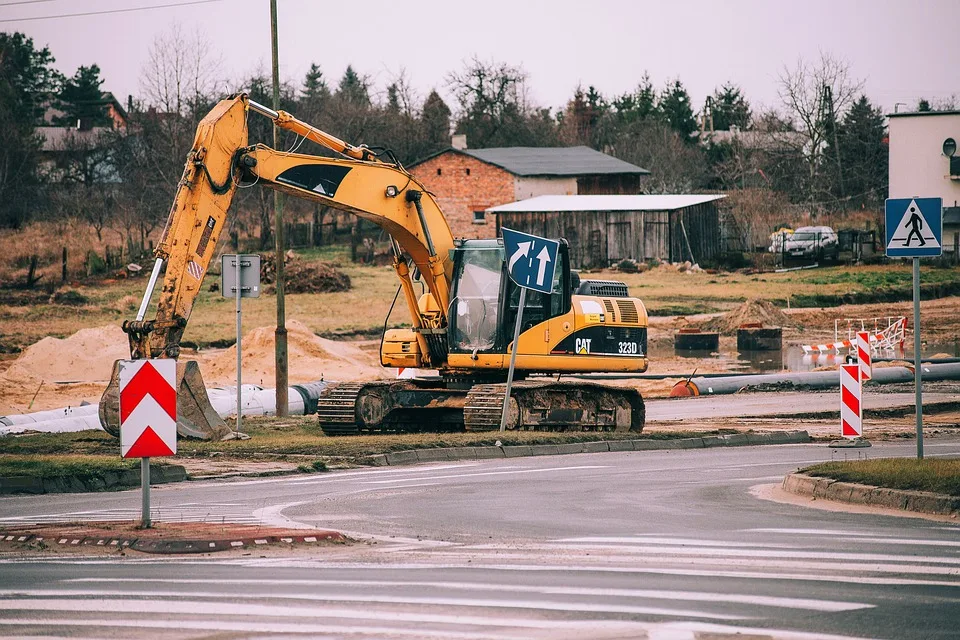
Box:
[888,113,960,204]
[513,176,578,201]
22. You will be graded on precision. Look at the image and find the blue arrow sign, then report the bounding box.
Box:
[501,227,559,294]
[885,197,942,258]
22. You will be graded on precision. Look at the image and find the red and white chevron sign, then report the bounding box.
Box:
[856,331,872,381]
[119,359,177,458]
[840,363,862,439]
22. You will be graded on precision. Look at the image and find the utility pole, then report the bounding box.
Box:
[270,0,288,416]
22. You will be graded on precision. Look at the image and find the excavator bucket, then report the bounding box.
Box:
[99,360,232,441]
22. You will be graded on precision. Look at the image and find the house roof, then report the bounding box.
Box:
[37,126,113,152]
[887,110,960,118]
[487,194,725,213]
[410,146,650,177]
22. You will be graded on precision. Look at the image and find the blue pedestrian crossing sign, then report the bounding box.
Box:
[885,197,942,257]
[501,227,559,294]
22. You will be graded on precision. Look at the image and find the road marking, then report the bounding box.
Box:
[558,536,797,548]
[61,579,872,612]
[356,465,610,485]
[0,593,747,621]
[0,617,535,639]
[538,542,960,565]
[249,500,312,530]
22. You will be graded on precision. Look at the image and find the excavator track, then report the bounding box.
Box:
[316,382,365,436]
[464,381,644,432]
[463,384,514,430]
[317,379,644,435]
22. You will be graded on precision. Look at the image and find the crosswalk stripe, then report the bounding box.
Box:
[0,592,749,621]
[57,580,872,612]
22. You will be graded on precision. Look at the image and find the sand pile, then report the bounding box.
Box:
[1,324,128,384]
[703,299,793,334]
[261,253,351,294]
[197,319,388,386]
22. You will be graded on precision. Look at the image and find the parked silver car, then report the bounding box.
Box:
[783,226,839,261]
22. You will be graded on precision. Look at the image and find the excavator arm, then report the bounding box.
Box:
[101,94,457,439]
[124,93,454,366]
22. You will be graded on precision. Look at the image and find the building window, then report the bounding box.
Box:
[465,168,471,176]
[437,168,442,176]
[473,210,486,224]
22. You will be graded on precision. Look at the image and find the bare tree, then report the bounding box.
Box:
[141,22,223,117]
[610,120,706,193]
[778,52,863,208]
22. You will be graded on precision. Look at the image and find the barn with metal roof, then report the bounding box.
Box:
[408,145,650,239]
[488,194,725,268]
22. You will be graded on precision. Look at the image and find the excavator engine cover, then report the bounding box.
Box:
[99,360,231,441]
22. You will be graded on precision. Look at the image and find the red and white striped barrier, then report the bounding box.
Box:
[840,363,862,439]
[856,331,872,381]
[802,338,855,353]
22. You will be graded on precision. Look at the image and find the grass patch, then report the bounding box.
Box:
[801,458,960,497]
[0,416,719,462]
[0,454,140,481]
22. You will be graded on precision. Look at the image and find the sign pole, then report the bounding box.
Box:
[913,256,923,459]
[500,287,527,432]
[235,256,242,437]
[141,457,151,528]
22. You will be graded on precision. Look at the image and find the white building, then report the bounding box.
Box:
[888,110,960,255]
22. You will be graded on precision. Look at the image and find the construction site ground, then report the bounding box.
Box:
[1,255,958,473]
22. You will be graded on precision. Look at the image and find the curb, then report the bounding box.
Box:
[782,473,960,517]
[0,528,346,555]
[0,464,188,495]
[369,430,811,467]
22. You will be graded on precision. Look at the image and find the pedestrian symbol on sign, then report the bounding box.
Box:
[885,197,942,258]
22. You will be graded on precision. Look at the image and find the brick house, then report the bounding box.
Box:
[408,146,650,239]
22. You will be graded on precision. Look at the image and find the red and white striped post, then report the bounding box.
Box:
[856,331,872,382]
[840,363,862,439]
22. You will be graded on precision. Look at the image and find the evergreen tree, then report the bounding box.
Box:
[336,65,369,105]
[917,98,931,112]
[386,83,401,114]
[659,79,697,140]
[420,89,451,151]
[833,95,887,207]
[54,64,110,127]
[612,73,657,125]
[0,32,62,227]
[710,82,751,130]
[301,62,329,102]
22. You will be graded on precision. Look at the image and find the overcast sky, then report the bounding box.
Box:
[4,0,959,118]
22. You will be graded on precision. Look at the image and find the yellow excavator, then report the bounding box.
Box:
[99,94,649,438]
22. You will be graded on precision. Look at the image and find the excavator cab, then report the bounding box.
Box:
[447,239,571,357]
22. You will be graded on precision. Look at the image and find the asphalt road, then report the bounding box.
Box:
[2,439,959,639]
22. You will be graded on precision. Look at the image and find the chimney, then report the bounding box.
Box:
[451,134,467,150]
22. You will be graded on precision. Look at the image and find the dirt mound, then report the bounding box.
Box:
[196,319,388,386]
[1,325,128,384]
[703,299,793,334]
[261,253,351,294]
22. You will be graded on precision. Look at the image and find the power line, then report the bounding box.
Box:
[0,0,223,22]
[0,1,60,7]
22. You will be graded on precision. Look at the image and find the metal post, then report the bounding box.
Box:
[136,258,164,322]
[270,0,288,417]
[141,457,151,528]
[500,288,527,432]
[913,257,923,459]
[235,257,242,437]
